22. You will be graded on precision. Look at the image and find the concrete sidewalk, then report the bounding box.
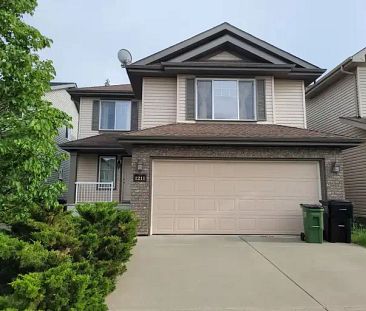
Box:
[107,235,366,311]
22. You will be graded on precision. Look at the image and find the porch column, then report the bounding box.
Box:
[67,151,78,204]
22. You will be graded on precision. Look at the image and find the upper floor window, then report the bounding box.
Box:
[196,79,256,121]
[100,100,131,131]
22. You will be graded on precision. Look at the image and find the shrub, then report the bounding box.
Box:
[352,224,366,248]
[0,1,138,309]
[0,203,138,310]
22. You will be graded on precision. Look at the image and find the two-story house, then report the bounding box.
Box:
[61,23,360,235]
[306,48,366,222]
[46,82,79,198]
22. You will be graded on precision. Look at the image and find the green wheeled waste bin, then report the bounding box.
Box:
[300,204,324,243]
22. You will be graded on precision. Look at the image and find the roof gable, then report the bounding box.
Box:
[205,50,244,62]
[132,22,319,69]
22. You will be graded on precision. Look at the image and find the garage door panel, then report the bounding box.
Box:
[195,163,214,177]
[154,198,175,212]
[216,199,236,212]
[152,160,321,234]
[197,217,217,231]
[238,218,257,231]
[174,179,195,194]
[196,180,215,195]
[176,199,195,213]
[218,218,236,230]
[154,217,174,233]
[215,181,237,195]
[175,217,195,231]
[154,161,196,177]
[196,199,216,211]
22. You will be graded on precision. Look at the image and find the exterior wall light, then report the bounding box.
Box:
[137,160,143,172]
[332,162,341,174]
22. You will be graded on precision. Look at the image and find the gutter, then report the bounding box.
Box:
[117,136,362,148]
[306,58,353,98]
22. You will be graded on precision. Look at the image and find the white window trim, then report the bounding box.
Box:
[98,155,117,189]
[195,78,257,121]
[99,100,131,131]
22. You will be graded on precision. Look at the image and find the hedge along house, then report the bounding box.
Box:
[61,23,361,235]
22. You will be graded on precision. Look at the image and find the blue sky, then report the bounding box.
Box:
[26,0,366,87]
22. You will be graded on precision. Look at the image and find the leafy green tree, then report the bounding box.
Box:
[0,2,138,309]
[0,0,70,224]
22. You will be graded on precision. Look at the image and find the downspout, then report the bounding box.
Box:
[341,65,360,117]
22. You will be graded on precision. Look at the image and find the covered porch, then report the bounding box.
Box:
[60,134,133,206]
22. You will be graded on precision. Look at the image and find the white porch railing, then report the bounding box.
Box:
[75,182,113,203]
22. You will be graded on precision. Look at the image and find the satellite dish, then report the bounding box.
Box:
[118,49,132,67]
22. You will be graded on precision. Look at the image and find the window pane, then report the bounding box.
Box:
[100,101,115,129]
[115,101,131,130]
[239,81,255,120]
[197,80,212,119]
[213,80,238,119]
[99,157,116,185]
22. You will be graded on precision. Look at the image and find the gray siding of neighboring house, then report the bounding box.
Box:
[343,143,366,218]
[307,74,361,137]
[45,89,79,199]
[307,72,366,218]
[358,66,366,117]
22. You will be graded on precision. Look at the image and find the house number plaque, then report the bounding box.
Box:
[133,174,147,182]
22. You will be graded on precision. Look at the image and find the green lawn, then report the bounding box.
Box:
[352,225,366,247]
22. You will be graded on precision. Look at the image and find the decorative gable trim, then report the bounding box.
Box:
[131,23,320,69]
[168,35,286,64]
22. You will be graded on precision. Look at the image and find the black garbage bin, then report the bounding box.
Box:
[320,200,353,243]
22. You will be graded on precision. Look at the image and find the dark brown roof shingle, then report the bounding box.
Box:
[60,123,362,151]
[122,123,342,139]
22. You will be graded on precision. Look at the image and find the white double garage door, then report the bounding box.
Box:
[152,159,322,235]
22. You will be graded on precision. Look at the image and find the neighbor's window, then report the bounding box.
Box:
[98,156,116,187]
[196,79,256,120]
[65,127,71,140]
[100,100,131,130]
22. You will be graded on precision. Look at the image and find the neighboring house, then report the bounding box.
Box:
[306,48,366,222]
[60,23,361,235]
[46,82,79,198]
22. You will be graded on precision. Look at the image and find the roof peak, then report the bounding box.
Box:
[131,22,320,69]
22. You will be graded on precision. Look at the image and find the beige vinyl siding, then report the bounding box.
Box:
[343,143,366,218]
[260,77,274,124]
[357,66,366,117]
[274,79,305,128]
[307,74,360,137]
[208,51,243,61]
[176,75,186,122]
[77,154,120,202]
[176,76,274,124]
[142,77,177,129]
[78,97,99,139]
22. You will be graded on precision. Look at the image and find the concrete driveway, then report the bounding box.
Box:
[107,235,366,311]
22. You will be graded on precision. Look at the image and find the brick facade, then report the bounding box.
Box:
[131,145,345,235]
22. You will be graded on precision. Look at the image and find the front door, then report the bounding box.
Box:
[121,157,132,203]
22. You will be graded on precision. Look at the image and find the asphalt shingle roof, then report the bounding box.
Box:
[60,123,362,150]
